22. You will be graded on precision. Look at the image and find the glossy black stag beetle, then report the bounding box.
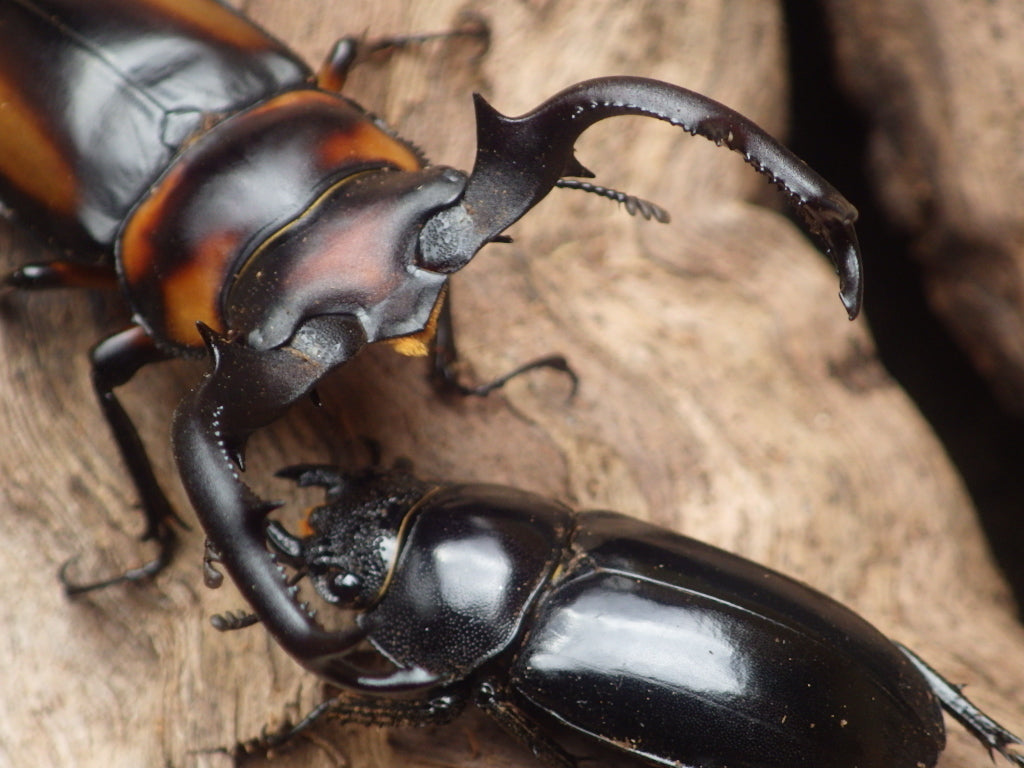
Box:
[1,0,861,643]
[216,462,1024,768]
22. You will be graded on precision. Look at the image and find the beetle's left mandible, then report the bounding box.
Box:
[419,76,863,318]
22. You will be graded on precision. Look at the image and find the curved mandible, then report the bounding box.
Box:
[172,317,370,668]
[419,76,862,318]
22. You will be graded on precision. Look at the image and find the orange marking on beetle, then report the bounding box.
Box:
[318,122,422,172]
[243,90,319,120]
[297,513,315,539]
[387,292,444,357]
[242,92,421,171]
[119,238,155,289]
[0,73,77,215]
[161,230,241,347]
[120,160,192,285]
[50,262,119,290]
[316,64,346,95]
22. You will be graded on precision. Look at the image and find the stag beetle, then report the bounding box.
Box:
[2,1,861,628]
[214,462,1024,768]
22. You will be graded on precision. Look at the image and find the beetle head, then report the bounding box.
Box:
[271,464,432,610]
[226,166,466,352]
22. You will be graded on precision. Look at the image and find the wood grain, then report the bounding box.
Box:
[1,1,1021,767]
[823,0,1024,413]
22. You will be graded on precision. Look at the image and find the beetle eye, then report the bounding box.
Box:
[325,572,363,606]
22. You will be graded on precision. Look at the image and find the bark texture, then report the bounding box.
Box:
[1,2,1022,767]
[823,0,1024,412]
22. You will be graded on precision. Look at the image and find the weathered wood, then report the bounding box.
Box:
[823,0,1024,413]
[1,2,1021,767]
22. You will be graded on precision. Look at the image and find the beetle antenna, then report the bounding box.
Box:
[211,610,261,632]
[555,179,671,223]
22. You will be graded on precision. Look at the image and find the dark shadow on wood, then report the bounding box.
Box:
[783,0,1024,613]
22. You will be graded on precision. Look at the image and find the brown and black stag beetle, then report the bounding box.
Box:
[1,0,862,678]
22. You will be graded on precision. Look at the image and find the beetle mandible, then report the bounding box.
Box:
[1,0,862,662]
[216,462,1024,768]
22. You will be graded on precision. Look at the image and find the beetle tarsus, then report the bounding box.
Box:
[58,521,176,596]
[317,17,490,93]
[202,538,226,589]
[430,294,579,399]
[439,354,579,400]
[895,643,1024,766]
[236,691,465,757]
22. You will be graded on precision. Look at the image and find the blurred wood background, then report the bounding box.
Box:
[1,1,1022,767]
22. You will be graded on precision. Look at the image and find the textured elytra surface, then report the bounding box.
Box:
[1,2,1022,768]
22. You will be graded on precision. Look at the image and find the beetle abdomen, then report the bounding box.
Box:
[513,571,941,768]
[509,512,945,768]
[0,0,309,254]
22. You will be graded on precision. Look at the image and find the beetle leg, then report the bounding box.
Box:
[3,260,118,292]
[895,643,1024,766]
[315,37,360,92]
[209,560,312,632]
[429,293,578,398]
[91,327,177,538]
[317,16,489,93]
[58,543,173,595]
[475,681,578,768]
[202,537,226,588]
[60,325,178,594]
[236,690,466,757]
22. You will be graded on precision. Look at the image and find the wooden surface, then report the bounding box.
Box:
[823,0,1024,413]
[1,1,1023,767]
